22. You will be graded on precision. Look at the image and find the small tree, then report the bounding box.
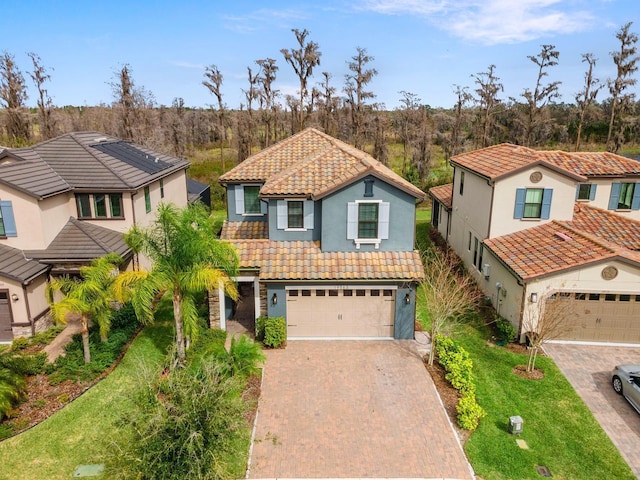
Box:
[420,248,480,365]
[27,52,55,140]
[48,253,123,364]
[202,64,226,167]
[0,51,30,143]
[574,53,602,151]
[521,291,576,372]
[343,47,378,149]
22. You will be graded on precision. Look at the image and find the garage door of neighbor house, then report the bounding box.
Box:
[0,291,13,342]
[552,293,640,343]
[286,287,395,338]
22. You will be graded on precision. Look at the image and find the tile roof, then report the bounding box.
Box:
[219,128,425,200]
[429,183,453,208]
[0,132,190,198]
[484,220,640,281]
[0,244,49,283]
[564,204,640,251]
[451,143,640,181]
[220,220,268,240]
[25,218,131,263]
[224,239,424,282]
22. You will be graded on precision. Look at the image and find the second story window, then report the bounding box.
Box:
[76,194,124,219]
[243,186,261,214]
[576,184,596,201]
[459,171,465,195]
[287,201,304,228]
[358,203,379,238]
[160,179,165,198]
[347,201,390,247]
[608,182,640,211]
[0,200,17,237]
[144,186,151,213]
[514,188,553,220]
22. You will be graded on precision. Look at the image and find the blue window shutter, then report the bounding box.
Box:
[276,200,287,229]
[632,184,640,210]
[261,199,268,214]
[303,200,314,229]
[234,185,244,214]
[608,183,621,210]
[0,201,17,237]
[541,189,553,219]
[575,185,580,200]
[379,202,390,239]
[347,202,357,239]
[514,189,525,219]
[589,184,597,201]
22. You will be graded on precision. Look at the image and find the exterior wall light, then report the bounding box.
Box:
[405,293,411,304]
[530,292,538,303]
[11,293,19,302]
[271,293,278,305]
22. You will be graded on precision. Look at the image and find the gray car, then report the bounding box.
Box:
[612,364,640,413]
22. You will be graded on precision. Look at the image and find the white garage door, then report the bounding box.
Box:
[553,293,640,343]
[286,287,395,338]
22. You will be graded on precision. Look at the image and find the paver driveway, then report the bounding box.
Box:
[248,340,474,479]
[544,343,640,478]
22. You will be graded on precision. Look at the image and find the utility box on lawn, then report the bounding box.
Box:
[509,415,523,435]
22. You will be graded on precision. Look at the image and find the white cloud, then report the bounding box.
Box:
[359,0,595,44]
[172,61,205,69]
[223,8,310,33]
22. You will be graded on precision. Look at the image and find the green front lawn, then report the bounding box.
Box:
[0,321,174,479]
[457,324,634,479]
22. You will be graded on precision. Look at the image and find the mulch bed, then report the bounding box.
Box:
[512,364,545,380]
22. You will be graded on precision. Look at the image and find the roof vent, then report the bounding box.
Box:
[94,137,108,143]
[555,232,572,241]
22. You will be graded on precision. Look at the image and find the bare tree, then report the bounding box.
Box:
[344,47,378,149]
[521,291,576,372]
[28,52,55,140]
[447,85,472,158]
[396,91,421,175]
[110,65,155,145]
[111,64,136,141]
[202,64,226,168]
[420,248,480,365]
[243,66,260,156]
[472,65,503,148]
[606,22,639,153]
[372,113,389,165]
[0,51,30,143]
[574,53,602,151]
[169,97,186,157]
[280,28,321,132]
[316,71,337,136]
[256,58,279,146]
[521,45,561,146]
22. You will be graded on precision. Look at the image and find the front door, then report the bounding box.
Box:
[0,291,13,342]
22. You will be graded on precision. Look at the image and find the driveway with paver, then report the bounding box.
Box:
[248,340,474,479]
[544,343,640,478]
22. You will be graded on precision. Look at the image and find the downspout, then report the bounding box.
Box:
[487,179,495,238]
[22,283,34,336]
[130,191,139,269]
[495,282,502,316]
[518,282,528,343]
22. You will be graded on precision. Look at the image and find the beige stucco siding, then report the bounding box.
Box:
[0,276,29,325]
[0,187,50,250]
[132,171,188,228]
[490,166,576,238]
[580,178,640,221]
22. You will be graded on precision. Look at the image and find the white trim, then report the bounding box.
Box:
[235,275,262,320]
[355,199,383,204]
[354,239,381,249]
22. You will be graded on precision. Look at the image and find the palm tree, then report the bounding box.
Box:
[48,253,124,364]
[115,203,239,366]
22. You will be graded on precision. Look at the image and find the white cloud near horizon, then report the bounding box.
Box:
[359,0,595,44]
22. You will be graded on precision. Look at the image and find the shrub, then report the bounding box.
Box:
[218,335,265,378]
[110,302,139,330]
[0,367,26,421]
[263,317,286,348]
[10,337,29,352]
[495,316,516,343]
[435,334,475,393]
[0,352,48,376]
[30,326,65,346]
[456,392,486,431]
[108,361,250,479]
[255,315,267,342]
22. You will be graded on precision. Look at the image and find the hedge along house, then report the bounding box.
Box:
[429,143,640,344]
[216,128,426,339]
[0,131,191,341]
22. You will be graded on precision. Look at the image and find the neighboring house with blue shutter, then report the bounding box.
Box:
[216,128,426,339]
[429,143,640,344]
[0,132,191,342]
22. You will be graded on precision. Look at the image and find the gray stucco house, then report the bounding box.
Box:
[215,128,426,339]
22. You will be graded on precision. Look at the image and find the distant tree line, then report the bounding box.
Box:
[0,23,638,189]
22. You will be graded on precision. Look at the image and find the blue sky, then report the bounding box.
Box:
[2,0,638,109]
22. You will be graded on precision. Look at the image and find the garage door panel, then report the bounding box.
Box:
[287,288,395,338]
[555,294,640,343]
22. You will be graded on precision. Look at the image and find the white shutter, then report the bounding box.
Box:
[303,200,314,229]
[234,185,244,214]
[379,202,390,239]
[277,200,287,229]
[347,202,357,239]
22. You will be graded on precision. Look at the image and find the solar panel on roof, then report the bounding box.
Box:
[91,141,170,174]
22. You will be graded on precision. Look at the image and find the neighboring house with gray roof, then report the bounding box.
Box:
[0,132,191,342]
[216,128,425,340]
[429,143,640,345]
